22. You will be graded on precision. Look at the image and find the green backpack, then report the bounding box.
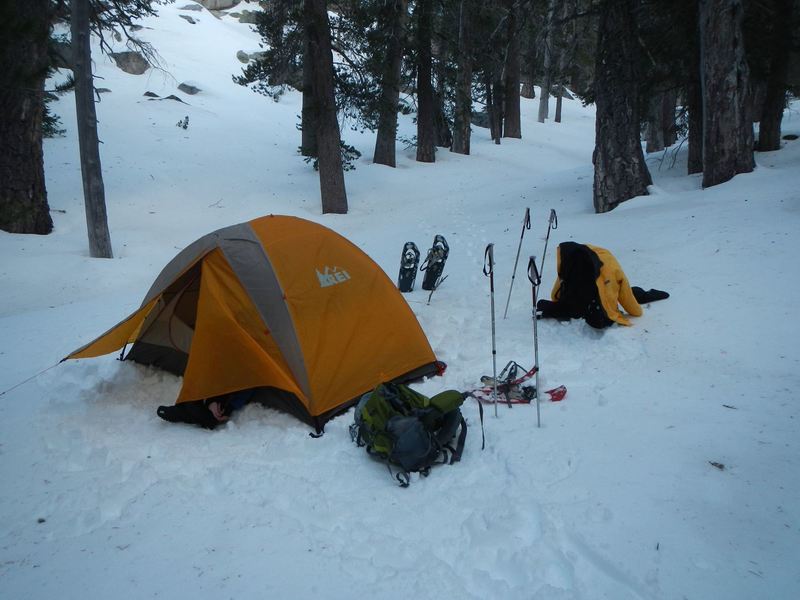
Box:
[350,382,469,486]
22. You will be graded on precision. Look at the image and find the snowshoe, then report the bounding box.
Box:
[544,385,567,402]
[420,235,449,291]
[397,242,420,292]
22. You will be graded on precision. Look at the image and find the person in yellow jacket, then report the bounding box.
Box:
[537,242,669,329]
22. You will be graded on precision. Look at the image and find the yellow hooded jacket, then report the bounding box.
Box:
[551,243,642,326]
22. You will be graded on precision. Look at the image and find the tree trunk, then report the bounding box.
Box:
[373,0,408,167]
[662,89,678,147]
[451,0,473,155]
[554,86,563,123]
[305,0,347,213]
[592,0,652,214]
[537,0,556,123]
[699,0,754,188]
[757,0,792,152]
[433,43,452,148]
[415,0,436,162]
[0,0,53,235]
[503,0,521,138]
[521,60,536,99]
[491,74,504,143]
[484,73,499,142]
[688,19,704,175]
[72,0,112,257]
[645,92,666,153]
[301,35,317,157]
[688,78,704,174]
[433,91,452,148]
[520,79,535,98]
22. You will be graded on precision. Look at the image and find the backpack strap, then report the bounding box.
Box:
[449,413,468,464]
[462,393,486,450]
[388,462,411,488]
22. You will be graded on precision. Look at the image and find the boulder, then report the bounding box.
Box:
[178,82,201,95]
[110,51,149,75]
[236,50,250,63]
[179,3,203,10]
[195,0,240,9]
[179,14,197,24]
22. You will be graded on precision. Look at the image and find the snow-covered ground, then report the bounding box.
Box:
[1,3,799,599]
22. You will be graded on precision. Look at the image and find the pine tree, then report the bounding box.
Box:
[592,0,652,213]
[0,0,54,235]
[699,0,754,188]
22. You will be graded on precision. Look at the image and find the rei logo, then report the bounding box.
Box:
[316,266,351,288]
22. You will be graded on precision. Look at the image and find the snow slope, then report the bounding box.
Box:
[1,3,799,599]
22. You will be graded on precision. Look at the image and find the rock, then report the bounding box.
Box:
[178,82,201,95]
[236,50,250,63]
[195,0,240,9]
[144,93,187,104]
[179,14,197,24]
[110,51,149,75]
[236,10,259,24]
[179,3,203,10]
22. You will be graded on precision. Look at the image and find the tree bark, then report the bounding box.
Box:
[757,0,792,152]
[554,87,563,123]
[662,89,678,147]
[305,0,347,213]
[451,0,473,155]
[537,0,556,123]
[72,0,113,257]
[491,73,504,143]
[0,0,53,234]
[373,0,408,167]
[645,92,666,153]
[484,73,499,143]
[433,42,452,148]
[699,0,754,188]
[592,0,652,213]
[687,18,704,175]
[301,34,317,157]
[503,0,521,138]
[521,60,536,99]
[433,91,452,148]
[415,0,436,162]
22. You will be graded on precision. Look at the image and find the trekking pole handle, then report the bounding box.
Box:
[527,255,541,286]
[539,210,558,280]
[524,207,531,230]
[483,243,494,277]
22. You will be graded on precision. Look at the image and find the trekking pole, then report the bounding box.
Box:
[484,244,500,417]
[527,256,542,428]
[503,207,531,319]
[538,209,558,279]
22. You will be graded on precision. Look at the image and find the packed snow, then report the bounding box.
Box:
[1,3,798,599]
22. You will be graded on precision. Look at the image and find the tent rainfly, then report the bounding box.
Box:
[65,215,441,429]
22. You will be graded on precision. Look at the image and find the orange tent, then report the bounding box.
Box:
[66,215,440,428]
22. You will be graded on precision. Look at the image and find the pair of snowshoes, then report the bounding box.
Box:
[397,235,449,293]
